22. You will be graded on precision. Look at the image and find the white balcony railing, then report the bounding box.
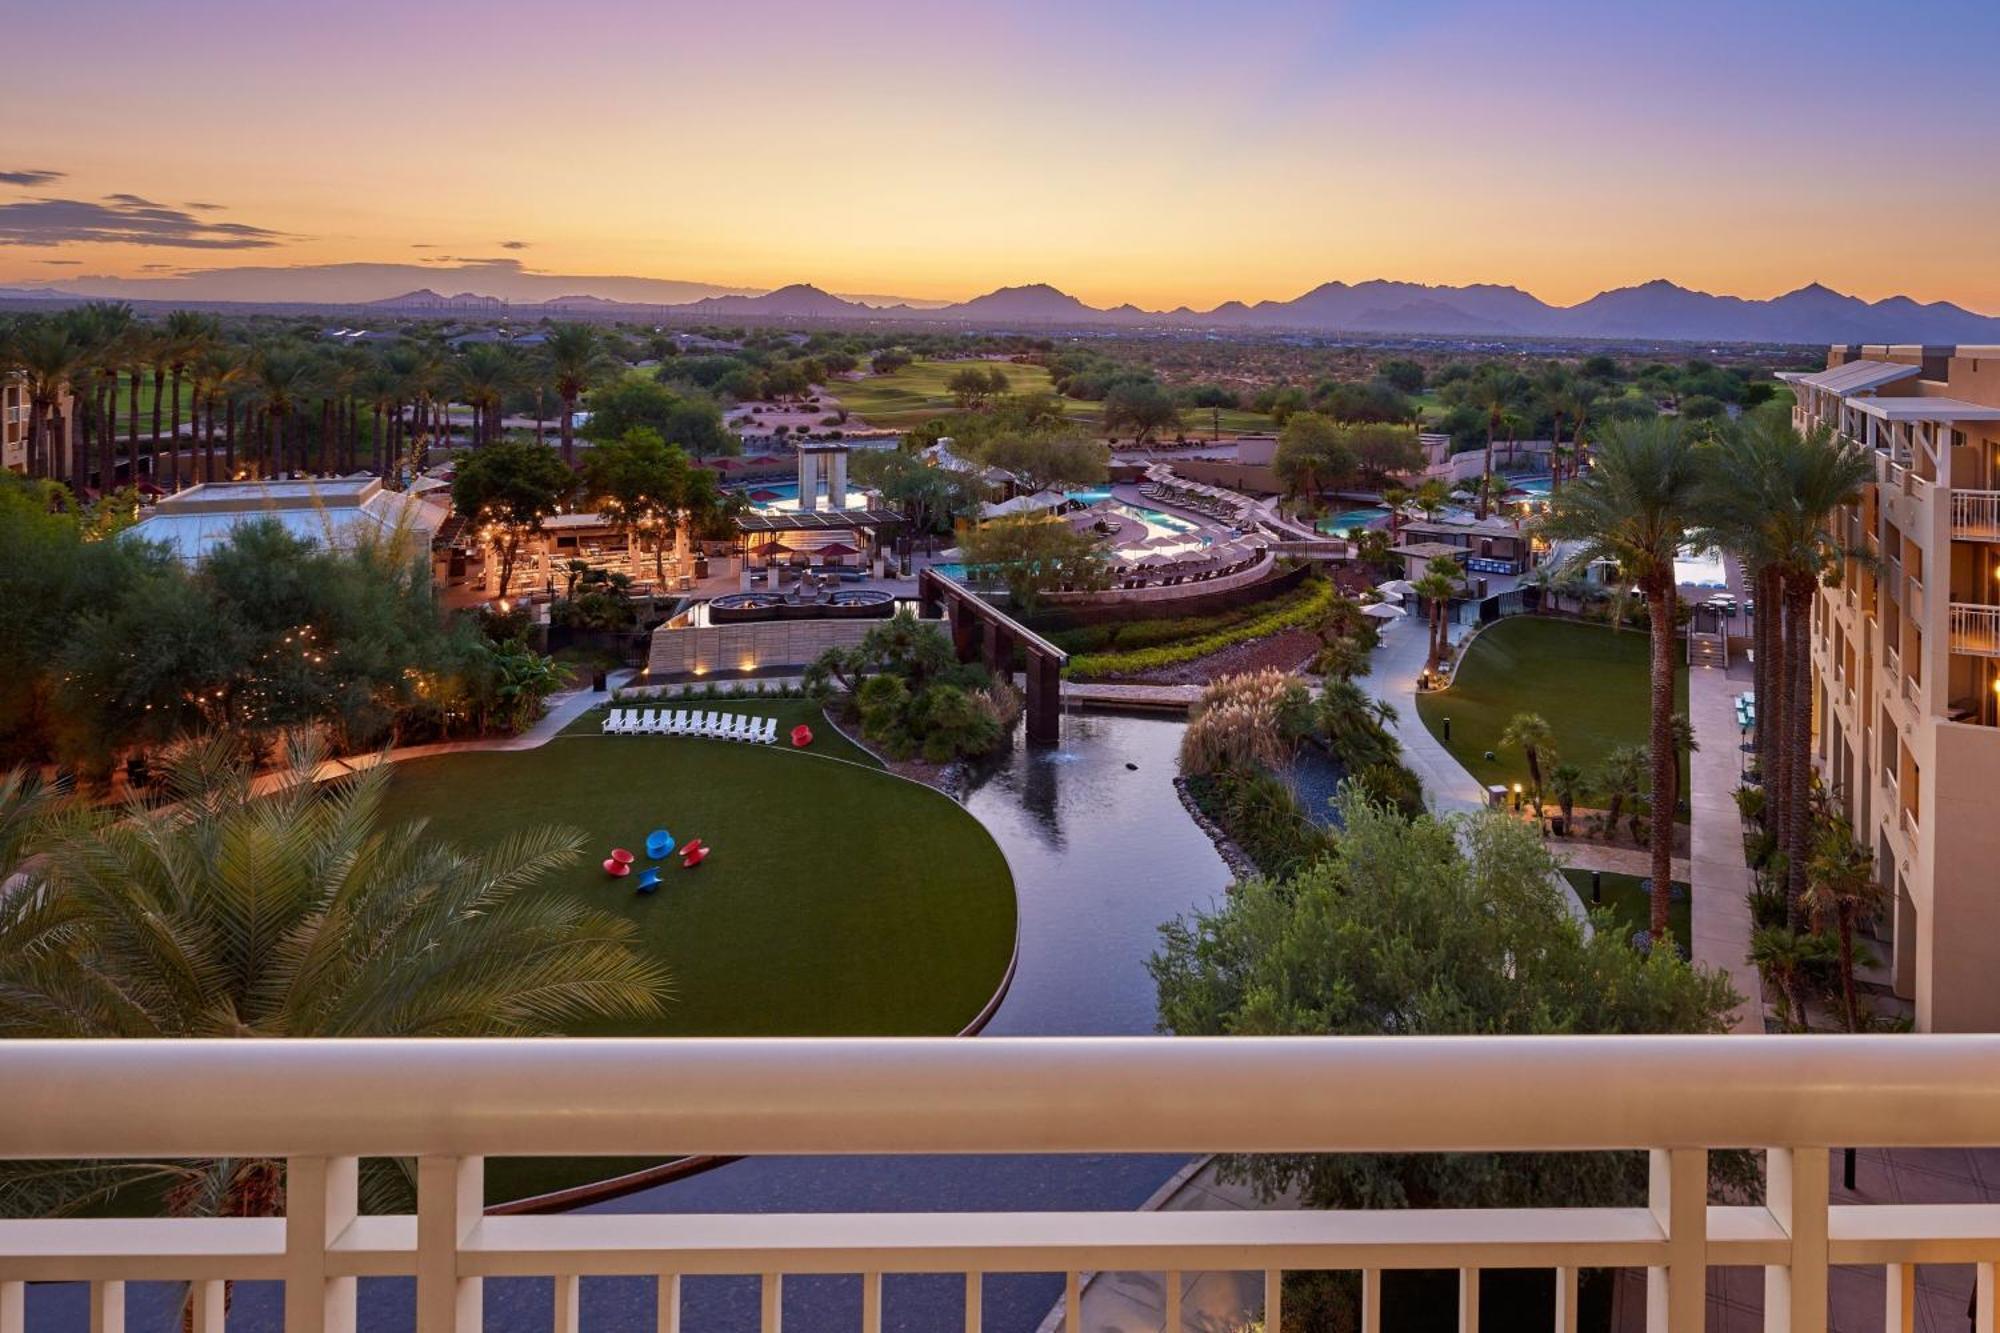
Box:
[6,1038,2000,1333]
[1953,490,2000,541]
[1950,603,2000,657]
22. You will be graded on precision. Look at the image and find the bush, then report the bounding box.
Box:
[1066,580,1336,680]
[1185,769,1338,880]
[1178,670,1312,778]
[1353,761,1425,818]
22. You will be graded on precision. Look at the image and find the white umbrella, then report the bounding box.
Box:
[1378,578,1417,598]
[1372,589,1405,604]
[1362,602,1408,620]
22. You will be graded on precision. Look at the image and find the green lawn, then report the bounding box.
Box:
[108,370,196,430]
[386,699,1015,1040]
[1563,868,1691,946]
[830,360,1274,437]
[1414,617,1688,811]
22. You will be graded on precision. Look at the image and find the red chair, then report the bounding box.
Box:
[602,857,631,877]
[790,724,814,748]
[610,848,635,866]
[682,845,710,869]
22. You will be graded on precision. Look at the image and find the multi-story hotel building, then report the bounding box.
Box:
[1,371,30,473]
[1786,345,2000,1031]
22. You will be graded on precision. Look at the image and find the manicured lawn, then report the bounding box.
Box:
[386,699,1016,1040]
[1563,868,1691,946]
[830,360,1274,437]
[1414,617,1688,811]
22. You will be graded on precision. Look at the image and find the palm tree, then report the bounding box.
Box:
[1802,817,1884,1032]
[545,322,615,467]
[1541,416,1707,942]
[0,738,669,1218]
[454,343,522,447]
[1749,925,1829,1032]
[1595,744,1647,843]
[1499,712,1556,822]
[249,344,314,476]
[1411,558,1462,676]
[1464,371,1516,518]
[1548,762,1585,835]
[159,309,215,490]
[1412,478,1450,524]
[10,317,86,482]
[356,359,403,478]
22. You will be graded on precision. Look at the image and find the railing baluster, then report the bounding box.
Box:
[1361,1268,1381,1333]
[1263,1268,1282,1333]
[0,1281,22,1333]
[1552,1267,1577,1333]
[760,1272,782,1333]
[656,1274,681,1333]
[89,1281,124,1333]
[860,1272,881,1333]
[1884,1263,1914,1333]
[286,1155,358,1333]
[1459,1268,1480,1333]
[191,1280,226,1333]
[1763,1146,1829,1333]
[1647,1147,1707,1333]
[417,1155,485,1333]
[964,1272,981,1333]
[1064,1271,1080,1333]
[554,1275,580,1333]
[1163,1270,1181,1333]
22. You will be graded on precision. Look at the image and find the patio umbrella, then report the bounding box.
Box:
[816,541,861,558]
[749,539,794,558]
[1362,602,1408,620]
[748,488,784,502]
[1372,589,1405,604]
[1378,578,1418,598]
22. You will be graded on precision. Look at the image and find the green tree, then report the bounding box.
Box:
[452,438,575,596]
[581,375,736,457]
[946,365,1010,410]
[1411,559,1461,676]
[1100,380,1181,444]
[1802,818,1884,1032]
[582,426,702,582]
[1499,712,1556,821]
[1151,794,1740,1217]
[1548,762,1585,833]
[971,430,1109,493]
[956,514,1111,612]
[0,738,668,1218]
[1541,417,1706,940]
[1272,411,1358,504]
[543,323,619,467]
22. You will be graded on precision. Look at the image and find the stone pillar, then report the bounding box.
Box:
[1025,653,1063,745]
[827,448,848,510]
[799,451,820,512]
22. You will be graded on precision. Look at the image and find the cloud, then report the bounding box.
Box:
[184,201,225,211]
[138,263,181,272]
[499,239,530,250]
[39,259,82,266]
[0,168,65,187]
[451,257,524,268]
[410,242,439,249]
[0,196,292,249]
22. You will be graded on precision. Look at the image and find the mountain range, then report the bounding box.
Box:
[7,263,2000,344]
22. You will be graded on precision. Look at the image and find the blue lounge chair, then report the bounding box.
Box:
[635,868,661,894]
[646,829,675,860]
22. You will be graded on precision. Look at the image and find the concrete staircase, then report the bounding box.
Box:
[1689,632,1727,669]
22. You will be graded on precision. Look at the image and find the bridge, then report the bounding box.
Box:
[918,568,1068,743]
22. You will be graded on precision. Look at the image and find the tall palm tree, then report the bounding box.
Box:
[1412,477,1449,524]
[0,738,669,1218]
[249,344,314,476]
[1541,416,1707,941]
[545,322,615,466]
[160,309,216,490]
[454,343,522,447]
[356,359,403,477]
[1464,371,1516,518]
[10,317,86,482]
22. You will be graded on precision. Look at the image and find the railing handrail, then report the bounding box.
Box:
[7,1036,2000,1160]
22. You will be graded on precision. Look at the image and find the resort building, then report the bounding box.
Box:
[124,477,445,566]
[1,370,74,478]
[1784,345,2000,1031]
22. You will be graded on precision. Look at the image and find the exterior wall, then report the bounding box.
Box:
[648,616,947,677]
[1799,345,2000,1031]
[1,372,75,477]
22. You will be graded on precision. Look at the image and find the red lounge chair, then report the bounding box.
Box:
[682,845,710,868]
[602,857,631,877]
[610,848,635,866]
[790,724,814,748]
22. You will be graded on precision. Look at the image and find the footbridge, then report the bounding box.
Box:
[918,568,1068,743]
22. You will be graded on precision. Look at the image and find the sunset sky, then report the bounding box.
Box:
[7,0,2000,311]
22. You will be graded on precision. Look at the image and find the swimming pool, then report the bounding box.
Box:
[1319,507,1386,537]
[1674,546,1729,588]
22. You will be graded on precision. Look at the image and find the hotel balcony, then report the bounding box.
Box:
[1950,604,2000,657]
[1953,491,2000,542]
[6,1038,2000,1333]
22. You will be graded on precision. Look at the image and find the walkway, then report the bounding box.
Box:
[1685,660,1763,1032]
[1356,615,1487,813]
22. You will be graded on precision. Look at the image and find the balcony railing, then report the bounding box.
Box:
[1950,603,2000,657]
[5,1038,2000,1333]
[1953,489,2000,541]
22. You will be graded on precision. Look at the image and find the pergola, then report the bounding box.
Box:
[732,508,905,569]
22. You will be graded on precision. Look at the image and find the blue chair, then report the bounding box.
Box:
[645,829,674,860]
[635,868,661,894]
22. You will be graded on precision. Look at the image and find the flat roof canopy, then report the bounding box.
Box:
[1794,360,1924,395]
[734,509,905,533]
[1854,397,2000,423]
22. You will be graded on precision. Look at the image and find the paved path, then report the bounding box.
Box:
[1685,661,1763,1032]
[1551,840,1692,882]
[1356,616,1487,813]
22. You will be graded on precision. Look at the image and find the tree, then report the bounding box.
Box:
[452,439,575,597]
[946,365,1010,410]
[1151,794,1740,1223]
[1541,417,1706,941]
[0,738,668,1218]
[1100,380,1181,443]
[1348,422,1423,484]
[1376,358,1425,394]
[1802,819,1884,1032]
[1749,925,1831,1032]
[1594,744,1647,846]
[544,323,619,467]
[1272,411,1358,504]
[1548,762,1585,833]
[971,430,1109,493]
[1499,712,1556,822]
[580,375,736,457]
[956,514,1110,612]
[581,426,700,582]
[850,448,974,534]
[452,343,522,448]
[1463,371,1519,518]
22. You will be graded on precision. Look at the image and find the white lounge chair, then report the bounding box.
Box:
[683,710,706,736]
[616,709,641,736]
[601,708,625,735]
[731,714,756,741]
[639,708,663,734]
[718,714,741,741]
[668,708,690,735]
[757,717,777,743]
[703,713,729,739]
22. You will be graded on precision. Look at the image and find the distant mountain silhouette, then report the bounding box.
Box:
[11,263,2000,343]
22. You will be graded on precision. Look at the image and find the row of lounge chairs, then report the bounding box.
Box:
[603,708,777,743]
[1139,482,1249,523]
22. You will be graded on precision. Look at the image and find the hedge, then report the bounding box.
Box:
[1065,578,1336,680]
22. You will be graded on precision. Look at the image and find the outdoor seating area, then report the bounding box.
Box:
[1111,539,1268,590]
[602,708,779,743]
[1139,468,1254,525]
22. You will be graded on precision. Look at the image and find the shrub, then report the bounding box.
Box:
[1066,579,1337,680]
[1179,670,1310,778]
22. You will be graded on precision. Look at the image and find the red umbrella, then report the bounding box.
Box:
[748,489,783,502]
[817,541,861,557]
[749,539,794,557]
